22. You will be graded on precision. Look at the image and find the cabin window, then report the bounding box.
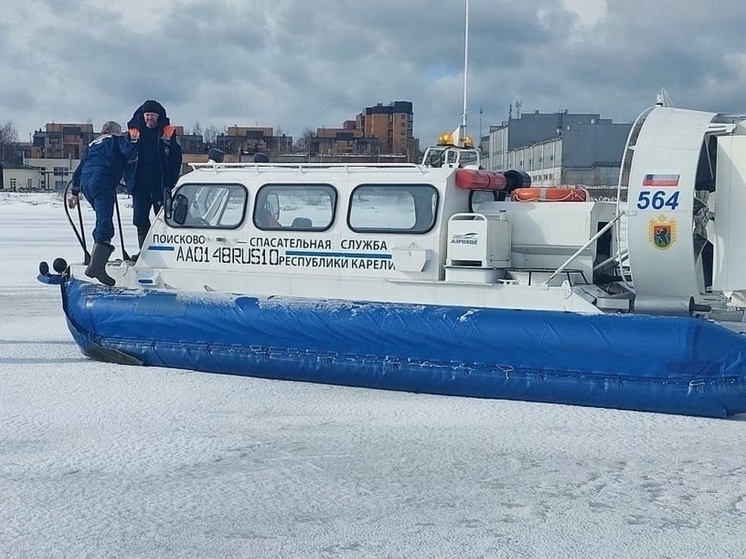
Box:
[254,184,336,231]
[349,184,438,233]
[425,147,479,168]
[469,190,499,211]
[167,183,247,229]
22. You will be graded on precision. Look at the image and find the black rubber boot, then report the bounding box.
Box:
[85,243,116,286]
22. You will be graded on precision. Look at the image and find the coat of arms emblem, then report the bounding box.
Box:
[648,215,677,250]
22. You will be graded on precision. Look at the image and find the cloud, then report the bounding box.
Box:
[3,0,746,148]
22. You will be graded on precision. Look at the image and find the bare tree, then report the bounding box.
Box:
[293,127,314,151]
[0,121,19,162]
[203,124,223,144]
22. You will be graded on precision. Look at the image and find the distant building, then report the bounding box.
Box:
[23,158,77,191]
[25,123,97,190]
[300,101,419,162]
[213,127,293,161]
[357,101,419,159]
[483,110,632,190]
[307,120,372,156]
[179,132,205,154]
[0,162,44,191]
[31,123,96,160]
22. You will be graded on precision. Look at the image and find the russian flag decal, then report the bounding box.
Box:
[642,173,680,187]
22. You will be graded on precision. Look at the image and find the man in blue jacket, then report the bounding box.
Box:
[67,121,138,286]
[126,99,183,251]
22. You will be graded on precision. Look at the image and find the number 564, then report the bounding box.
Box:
[636,190,680,210]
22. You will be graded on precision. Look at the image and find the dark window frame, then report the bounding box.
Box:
[167,182,248,230]
[348,183,439,234]
[254,183,338,232]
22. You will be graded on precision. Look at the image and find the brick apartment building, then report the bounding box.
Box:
[358,101,417,157]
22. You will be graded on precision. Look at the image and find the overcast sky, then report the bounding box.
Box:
[3,0,746,145]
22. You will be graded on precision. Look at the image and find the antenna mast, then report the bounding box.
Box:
[460,0,469,145]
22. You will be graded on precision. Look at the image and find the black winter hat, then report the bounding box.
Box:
[141,100,161,114]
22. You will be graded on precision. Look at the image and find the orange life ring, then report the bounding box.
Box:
[511,187,588,202]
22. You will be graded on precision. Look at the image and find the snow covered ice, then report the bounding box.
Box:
[1,192,746,558]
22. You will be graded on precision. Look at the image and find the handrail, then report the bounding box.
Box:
[614,105,653,291]
[62,180,91,265]
[543,211,626,286]
[188,161,423,172]
[593,249,629,272]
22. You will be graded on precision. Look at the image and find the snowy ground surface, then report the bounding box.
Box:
[1,192,745,559]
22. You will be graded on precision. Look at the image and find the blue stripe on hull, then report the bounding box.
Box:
[61,278,746,418]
